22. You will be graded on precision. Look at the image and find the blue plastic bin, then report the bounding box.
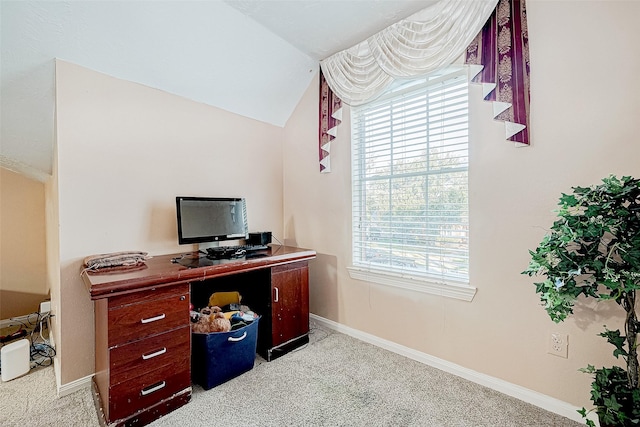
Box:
[191,317,259,390]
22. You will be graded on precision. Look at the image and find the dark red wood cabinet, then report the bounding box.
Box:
[83,246,315,426]
[267,262,310,360]
[93,283,191,426]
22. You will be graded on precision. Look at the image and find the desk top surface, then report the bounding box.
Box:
[82,245,316,300]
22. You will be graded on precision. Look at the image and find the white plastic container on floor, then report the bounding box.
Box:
[1,338,30,381]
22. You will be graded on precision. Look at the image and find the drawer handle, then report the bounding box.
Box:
[142,347,167,360]
[140,313,166,324]
[228,332,247,342]
[141,381,166,396]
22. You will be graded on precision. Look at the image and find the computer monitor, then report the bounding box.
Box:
[176,196,249,245]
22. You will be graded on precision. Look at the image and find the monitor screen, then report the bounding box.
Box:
[176,197,248,245]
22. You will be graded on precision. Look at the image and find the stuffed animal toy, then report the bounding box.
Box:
[209,306,231,333]
[191,307,212,333]
[191,306,231,333]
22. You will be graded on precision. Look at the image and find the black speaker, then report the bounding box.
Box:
[248,232,272,245]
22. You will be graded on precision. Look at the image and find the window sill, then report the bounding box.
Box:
[346,266,477,302]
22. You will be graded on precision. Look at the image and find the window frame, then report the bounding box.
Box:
[348,67,476,301]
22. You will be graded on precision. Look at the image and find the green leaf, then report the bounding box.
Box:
[560,193,579,207]
[524,176,640,424]
[579,364,596,374]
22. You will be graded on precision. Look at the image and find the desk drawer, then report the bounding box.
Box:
[108,292,189,347]
[109,363,190,422]
[110,326,190,386]
[109,284,189,308]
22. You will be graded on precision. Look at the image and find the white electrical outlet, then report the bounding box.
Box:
[40,300,51,314]
[548,332,568,358]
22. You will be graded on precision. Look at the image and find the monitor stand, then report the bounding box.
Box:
[198,242,220,253]
[198,240,244,252]
[171,252,217,268]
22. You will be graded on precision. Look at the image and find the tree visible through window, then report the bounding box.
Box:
[351,68,469,285]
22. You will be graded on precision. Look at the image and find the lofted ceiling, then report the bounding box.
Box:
[224,0,437,61]
[0,0,436,179]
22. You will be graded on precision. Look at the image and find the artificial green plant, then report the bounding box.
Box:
[523,175,640,426]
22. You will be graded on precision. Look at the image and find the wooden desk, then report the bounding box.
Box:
[82,245,316,427]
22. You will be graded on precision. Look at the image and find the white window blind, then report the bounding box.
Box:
[351,68,469,286]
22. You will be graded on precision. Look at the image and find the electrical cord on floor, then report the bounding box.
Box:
[309,322,330,343]
[0,313,35,348]
[0,311,56,374]
[28,311,56,369]
[289,322,332,354]
[0,328,27,344]
[4,312,41,332]
[30,342,55,368]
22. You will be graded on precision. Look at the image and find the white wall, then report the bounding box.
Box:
[50,0,640,409]
[54,60,285,385]
[0,167,48,318]
[283,0,640,411]
[1,1,316,174]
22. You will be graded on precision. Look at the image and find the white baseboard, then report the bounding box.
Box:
[310,313,598,426]
[57,372,93,397]
[49,314,597,423]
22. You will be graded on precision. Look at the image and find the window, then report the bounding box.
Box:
[349,67,475,301]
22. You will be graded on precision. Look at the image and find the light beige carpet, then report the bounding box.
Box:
[0,326,582,427]
[0,364,99,427]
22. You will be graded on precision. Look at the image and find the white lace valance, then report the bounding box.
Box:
[320,0,499,106]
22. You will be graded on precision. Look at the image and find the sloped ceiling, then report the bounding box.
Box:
[0,0,435,179]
